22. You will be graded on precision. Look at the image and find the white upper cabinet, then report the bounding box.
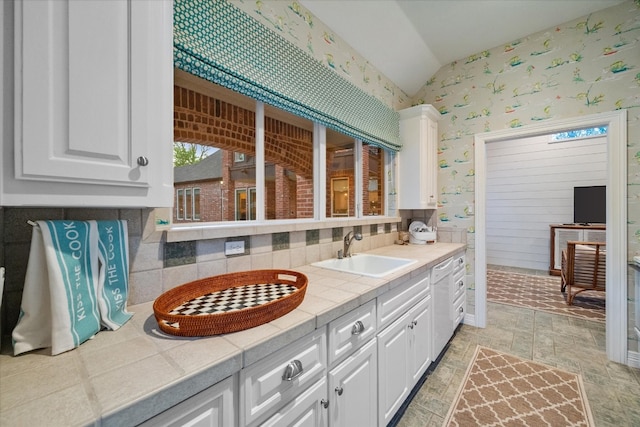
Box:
[397,104,440,210]
[2,0,173,207]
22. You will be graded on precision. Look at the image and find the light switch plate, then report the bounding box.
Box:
[225,241,245,255]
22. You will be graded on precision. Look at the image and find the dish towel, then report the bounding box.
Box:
[12,220,132,356]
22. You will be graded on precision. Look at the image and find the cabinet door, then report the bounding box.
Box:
[261,378,328,427]
[328,339,377,427]
[398,104,440,209]
[408,296,432,384]
[377,311,411,427]
[7,0,173,207]
[139,376,235,427]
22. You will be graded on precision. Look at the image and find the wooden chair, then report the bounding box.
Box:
[560,241,606,305]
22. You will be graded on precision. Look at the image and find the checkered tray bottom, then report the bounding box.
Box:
[169,283,299,316]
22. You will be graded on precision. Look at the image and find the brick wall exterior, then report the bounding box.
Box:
[174,85,315,221]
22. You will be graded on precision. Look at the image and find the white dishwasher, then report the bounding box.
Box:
[432,257,453,360]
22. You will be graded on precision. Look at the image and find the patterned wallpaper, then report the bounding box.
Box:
[415,1,640,254]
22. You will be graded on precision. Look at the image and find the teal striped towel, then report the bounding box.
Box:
[97,220,133,330]
[12,220,132,356]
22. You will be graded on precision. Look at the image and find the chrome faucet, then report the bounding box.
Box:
[343,231,362,257]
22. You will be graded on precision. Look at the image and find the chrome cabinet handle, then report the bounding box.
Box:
[459,307,464,313]
[458,280,464,288]
[335,386,344,396]
[413,320,418,326]
[321,399,329,409]
[137,156,149,166]
[282,360,304,381]
[351,320,365,335]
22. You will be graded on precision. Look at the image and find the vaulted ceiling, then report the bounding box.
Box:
[300,0,626,96]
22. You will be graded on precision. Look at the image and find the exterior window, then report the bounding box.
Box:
[174,187,200,221]
[174,78,256,223]
[184,188,192,220]
[235,188,256,220]
[363,144,384,216]
[331,177,349,216]
[326,128,355,217]
[193,188,201,220]
[173,73,394,225]
[264,105,314,219]
[176,189,184,220]
[551,126,607,142]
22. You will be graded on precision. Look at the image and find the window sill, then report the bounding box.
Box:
[163,216,401,243]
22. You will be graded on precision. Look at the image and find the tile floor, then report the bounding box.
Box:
[396,301,640,427]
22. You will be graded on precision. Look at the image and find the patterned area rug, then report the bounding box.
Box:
[443,346,595,427]
[487,269,605,322]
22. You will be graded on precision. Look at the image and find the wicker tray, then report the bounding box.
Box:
[153,270,308,337]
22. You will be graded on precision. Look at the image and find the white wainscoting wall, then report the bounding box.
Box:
[485,133,606,271]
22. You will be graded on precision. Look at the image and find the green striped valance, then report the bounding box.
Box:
[173,0,401,151]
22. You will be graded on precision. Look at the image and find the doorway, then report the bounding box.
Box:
[331,177,350,217]
[474,110,628,364]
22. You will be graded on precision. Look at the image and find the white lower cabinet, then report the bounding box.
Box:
[408,297,433,385]
[377,296,432,427]
[377,310,412,426]
[139,375,236,427]
[328,338,378,427]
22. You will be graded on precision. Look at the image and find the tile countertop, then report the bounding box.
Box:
[0,242,465,427]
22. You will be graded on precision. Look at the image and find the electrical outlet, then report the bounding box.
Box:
[225,241,245,255]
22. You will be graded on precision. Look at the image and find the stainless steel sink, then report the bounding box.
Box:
[312,254,417,278]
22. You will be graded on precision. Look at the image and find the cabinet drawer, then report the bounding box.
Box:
[453,294,465,328]
[240,329,327,427]
[328,300,376,366]
[453,272,465,303]
[453,254,465,275]
[431,257,453,283]
[139,375,236,427]
[377,275,429,330]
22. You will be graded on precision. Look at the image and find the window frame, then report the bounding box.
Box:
[169,88,400,231]
[176,188,184,220]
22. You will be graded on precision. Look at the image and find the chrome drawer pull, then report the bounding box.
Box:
[351,320,365,335]
[458,280,464,288]
[282,360,304,381]
[335,386,344,396]
[459,307,464,313]
[321,399,329,409]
